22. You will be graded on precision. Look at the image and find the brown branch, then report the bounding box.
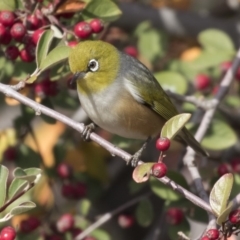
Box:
[0,82,213,215]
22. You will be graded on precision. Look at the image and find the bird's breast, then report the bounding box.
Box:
[78,82,165,139]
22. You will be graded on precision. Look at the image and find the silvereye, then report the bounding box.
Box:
[68,40,208,164]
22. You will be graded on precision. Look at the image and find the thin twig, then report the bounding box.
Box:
[0,82,213,215]
[183,48,240,215]
[75,193,151,240]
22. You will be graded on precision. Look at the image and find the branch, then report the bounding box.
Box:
[183,48,240,213]
[0,82,212,215]
[75,193,151,240]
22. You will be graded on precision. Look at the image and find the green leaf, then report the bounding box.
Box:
[13,168,26,177]
[79,199,91,217]
[202,119,237,150]
[0,0,20,11]
[154,71,188,94]
[26,75,38,84]
[39,45,70,72]
[13,168,42,183]
[8,178,28,200]
[198,29,235,53]
[209,173,233,217]
[217,201,233,225]
[9,201,36,216]
[161,113,191,140]
[18,144,41,168]
[21,105,35,122]
[150,171,189,201]
[36,29,54,68]
[82,0,122,22]
[0,165,9,207]
[129,180,146,195]
[224,96,240,108]
[91,229,111,240]
[135,199,153,227]
[138,28,165,63]
[40,98,57,124]
[134,21,152,37]
[132,163,154,183]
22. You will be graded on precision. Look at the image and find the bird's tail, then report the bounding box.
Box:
[179,127,209,157]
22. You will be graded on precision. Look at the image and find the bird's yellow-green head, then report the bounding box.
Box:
[68,40,120,94]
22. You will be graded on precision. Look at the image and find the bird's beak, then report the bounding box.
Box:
[70,72,86,85]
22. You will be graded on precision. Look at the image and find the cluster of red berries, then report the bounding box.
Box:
[57,162,87,200]
[0,10,45,61]
[217,158,240,176]
[74,19,104,39]
[3,146,18,161]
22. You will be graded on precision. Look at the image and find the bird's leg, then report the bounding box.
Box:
[81,123,95,141]
[128,137,151,167]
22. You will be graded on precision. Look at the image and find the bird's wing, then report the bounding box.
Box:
[122,56,179,120]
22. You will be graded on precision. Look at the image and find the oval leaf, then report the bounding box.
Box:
[36,29,54,68]
[135,199,153,227]
[0,165,9,207]
[198,29,235,53]
[82,0,121,22]
[13,167,26,177]
[210,173,233,217]
[132,163,154,183]
[161,113,191,140]
[202,119,237,150]
[9,201,36,216]
[39,45,70,72]
[154,71,188,95]
[8,179,28,200]
[217,201,234,226]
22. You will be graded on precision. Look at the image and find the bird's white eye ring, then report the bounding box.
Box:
[88,59,99,72]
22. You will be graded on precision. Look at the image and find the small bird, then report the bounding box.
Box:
[68,40,207,165]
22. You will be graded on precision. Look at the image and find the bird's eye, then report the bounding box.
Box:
[88,59,99,72]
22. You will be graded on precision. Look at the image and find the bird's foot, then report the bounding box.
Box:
[81,123,95,141]
[127,138,150,167]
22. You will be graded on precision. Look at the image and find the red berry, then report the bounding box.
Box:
[0,227,16,240]
[73,182,87,199]
[3,146,17,161]
[21,34,33,45]
[229,209,240,224]
[70,228,82,238]
[57,163,72,179]
[27,15,42,30]
[156,137,170,151]
[124,46,138,58]
[0,25,11,45]
[34,78,58,96]
[235,67,240,81]
[206,229,219,240]
[118,214,134,228]
[0,11,15,27]
[56,214,74,233]
[166,208,184,225]
[67,41,78,48]
[217,163,232,176]
[32,29,45,45]
[61,183,75,198]
[220,61,232,73]
[152,162,167,178]
[20,48,34,62]
[201,237,210,240]
[74,22,92,39]
[230,158,240,173]
[90,19,104,33]
[10,23,26,41]
[20,217,40,233]
[195,74,211,90]
[5,46,19,60]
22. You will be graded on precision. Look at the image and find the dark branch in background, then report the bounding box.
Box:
[113,3,240,46]
[0,82,212,214]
